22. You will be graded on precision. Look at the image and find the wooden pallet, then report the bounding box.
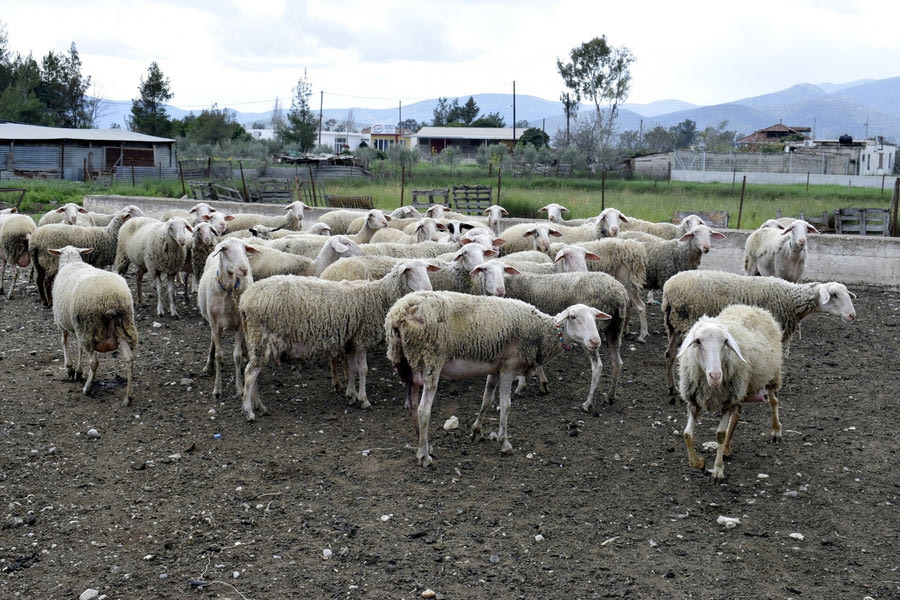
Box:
[834,208,890,236]
[451,184,492,215]
[410,188,450,212]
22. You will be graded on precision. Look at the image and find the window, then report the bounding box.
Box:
[334,137,347,153]
[374,138,394,152]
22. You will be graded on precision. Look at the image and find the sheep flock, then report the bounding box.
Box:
[3,199,864,483]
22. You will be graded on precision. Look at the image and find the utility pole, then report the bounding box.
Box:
[318,90,323,146]
[512,81,516,147]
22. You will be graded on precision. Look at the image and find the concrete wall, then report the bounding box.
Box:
[84,195,900,291]
[672,169,899,190]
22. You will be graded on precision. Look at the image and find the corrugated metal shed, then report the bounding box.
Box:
[0,123,174,143]
[414,127,521,141]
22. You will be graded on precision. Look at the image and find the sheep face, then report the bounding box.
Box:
[425,205,447,219]
[781,219,819,252]
[523,224,562,252]
[679,224,726,254]
[470,259,519,297]
[452,243,497,272]
[203,212,233,236]
[400,260,438,292]
[307,222,332,236]
[817,282,857,323]
[390,206,421,219]
[189,202,217,220]
[596,208,628,237]
[211,238,256,282]
[552,246,597,273]
[538,203,568,223]
[56,203,89,225]
[166,217,193,247]
[678,320,747,388]
[553,304,609,351]
[194,222,215,247]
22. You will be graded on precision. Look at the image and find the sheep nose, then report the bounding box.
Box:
[608,226,619,236]
[846,312,856,322]
[588,337,601,349]
[495,287,505,297]
[707,371,722,387]
[701,244,710,253]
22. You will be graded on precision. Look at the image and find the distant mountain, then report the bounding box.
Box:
[95,76,900,143]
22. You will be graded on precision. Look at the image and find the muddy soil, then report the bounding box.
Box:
[0,276,897,600]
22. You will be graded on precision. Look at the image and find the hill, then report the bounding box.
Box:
[96,76,900,143]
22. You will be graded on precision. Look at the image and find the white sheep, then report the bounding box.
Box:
[552,207,629,243]
[239,259,438,419]
[620,223,725,292]
[483,205,508,235]
[87,205,146,227]
[49,245,138,406]
[744,219,819,282]
[496,222,563,255]
[677,304,784,483]
[384,290,610,467]
[620,213,704,239]
[222,201,309,235]
[198,237,259,400]
[119,216,193,317]
[305,222,333,236]
[661,270,857,397]
[30,211,134,307]
[369,218,445,244]
[537,203,596,226]
[38,203,93,226]
[359,240,461,259]
[470,259,629,409]
[0,213,36,299]
[181,221,218,303]
[550,239,650,342]
[390,206,423,219]
[345,209,391,244]
[161,202,217,224]
[315,209,370,235]
[246,235,364,279]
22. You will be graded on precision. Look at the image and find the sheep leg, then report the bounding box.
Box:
[536,365,549,394]
[329,356,344,391]
[353,351,370,409]
[0,258,7,295]
[210,327,223,400]
[166,273,179,317]
[580,348,604,414]
[36,265,49,306]
[627,286,649,343]
[471,374,500,442]
[241,357,267,421]
[82,350,99,396]
[232,327,244,400]
[417,382,439,467]
[683,403,705,470]
[7,263,19,300]
[60,331,75,379]
[134,267,146,306]
[665,332,681,400]
[407,380,421,432]
[514,375,527,395]
[495,372,516,455]
[722,404,741,456]
[713,407,738,484]
[202,334,215,375]
[120,338,135,406]
[768,385,782,442]
[605,335,623,404]
[343,353,358,404]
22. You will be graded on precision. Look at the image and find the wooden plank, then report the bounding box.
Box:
[451,184,492,215]
[254,177,294,203]
[325,195,374,209]
[834,208,890,236]
[411,188,451,211]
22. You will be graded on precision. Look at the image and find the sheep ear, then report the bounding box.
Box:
[552,249,567,263]
[199,214,211,222]
[383,213,392,221]
[561,206,570,213]
[723,331,747,363]
[584,251,602,261]
[78,207,89,213]
[538,207,548,214]
[504,265,521,275]
[818,286,831,305]
[80,247,94,255]
[523,229,536,238]
[500,207,508,215]
[435,223,448,231]
[484,248,499,258]
[469,264,486,276]
[54,207,66,213]
[492,238,506,248]
[676,331,698,358]
[549,229,563,238]
[426,263,441,272]
[48,248,62,256]
[678,232,694,242]
[711,231,725,239]
[808,224,820,234]
[592,308,612,321]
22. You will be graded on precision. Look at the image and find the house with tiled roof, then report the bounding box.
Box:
[737,123,812,146]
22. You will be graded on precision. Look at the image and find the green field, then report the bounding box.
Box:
[3,165,897,230]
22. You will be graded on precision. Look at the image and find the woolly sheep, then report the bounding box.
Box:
[198,237,259,400]
[344,209,391,244]
[239,259,438,420]
[315,209,369,235]
[222,201,309,235]
[247,235,364,279]
[38,203,93,227]
[551,207,629,243]
[744,219,819,282]
[161,202,217,224]
[661,270,857,397]
[619,213,704,239]
[497,222,563,255]
[536,203,596,227]
[369,217,445,244]
[49,246,138,406]
[550,239,650,342]
[30,211,133,307]
[0,213,36,299]
[384,290,609,466]
[181,221,218,303]
[390,206,423,219]
[677,304,784,483]
[470,260,629,409]
[306,222,332,236]
[88,205,146,226]
[359,240,460,259]
[119,216,193,317]
[319,254,416,282]
[620,223,725,291]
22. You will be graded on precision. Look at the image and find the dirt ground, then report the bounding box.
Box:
[0,273,897,600]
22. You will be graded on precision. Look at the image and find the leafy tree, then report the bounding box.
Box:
[431,97,452,126]
[0,53,47,125]
[455,96,479,125]
[671,119,697,149]
[560,91,579,145]
[278,70,317,151]
[179,105,248,146]
[398,118,420,132]
[557,36,634,164]
[271,97,285,133]
[128,62,174,137]
[696,121,741,152]
[471,111,506,128]
[518,127,550,148]
[642,125,674,153]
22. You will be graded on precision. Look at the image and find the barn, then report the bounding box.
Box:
[0,122,177,182]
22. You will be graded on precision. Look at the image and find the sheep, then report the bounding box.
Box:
[495,246,582,275]
[49,245,138,406]
[319,254,416,282]
[384,290,610,466]
[344,209,391,244]
[197,237,259,400]
[550,239,650,342]
[536,203,597,227]
[87,205,146,226]
[620,223,725,292]
[744,219,819,282]
[246,235,364,279]
[306,222,333,236]
[369,217,445,244]
[315,209,369,235]
[619,213,704,240]
[359,240,460,259]
[497,222,562,255]
[552,207,629,243]
[470,260,629,409]
[0,213,36,299]
[161,202,217,224]
[390,206,423,219]
[30,211,134,307]
[239,259,438,420]
[266,233,331,257]
[180,221,218,303]
[119,216,193,317]
[677,305,784,483]
[661,270,857,397]
[222,201,309,235]
[483,205,508,235]
[38,203,93,227]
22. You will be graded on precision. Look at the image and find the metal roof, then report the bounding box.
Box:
[414,127,521,141]
[0,122,174,143]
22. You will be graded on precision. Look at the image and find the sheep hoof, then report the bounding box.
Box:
[606,393,617,405]
[581,400,593,413]
[712,469,726,484]
[500,441,514,455]
[771,435,781,443]
[122,396,133,407]
[359,399,372,409]
[538,382,549,394]
[416,448,433,467]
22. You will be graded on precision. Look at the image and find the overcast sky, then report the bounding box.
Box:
[4,0,900,115]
